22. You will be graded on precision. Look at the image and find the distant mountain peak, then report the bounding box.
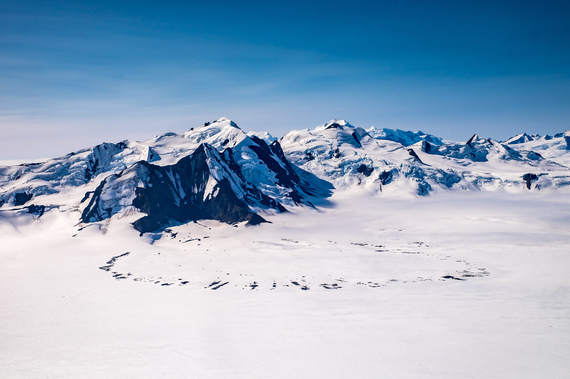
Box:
[318,119,355,130]
[505,133,540,145]
[206,117,241,129]
[366,127,443,147]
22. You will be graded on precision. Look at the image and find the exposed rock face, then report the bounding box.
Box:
[14,192,33,206]
[356,164,374,177]
[407,149,425,165]
[522,173,539,189]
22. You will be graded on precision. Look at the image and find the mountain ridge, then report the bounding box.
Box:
[1,117,569,233]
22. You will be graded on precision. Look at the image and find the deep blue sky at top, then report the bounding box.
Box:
[1,0,569,159]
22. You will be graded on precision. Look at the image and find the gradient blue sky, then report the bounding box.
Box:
[1,0,569,159]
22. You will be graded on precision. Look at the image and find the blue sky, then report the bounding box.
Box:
[1,0,569,159]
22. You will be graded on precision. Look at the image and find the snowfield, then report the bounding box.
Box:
[1,189,569,378]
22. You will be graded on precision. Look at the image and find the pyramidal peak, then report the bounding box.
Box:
[466,134,489,146]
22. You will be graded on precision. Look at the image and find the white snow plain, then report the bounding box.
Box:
[1,188,569,378]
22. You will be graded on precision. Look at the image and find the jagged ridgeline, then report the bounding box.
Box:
[0,118,332,233]
[280,120,570,194]
[1,118,569,233]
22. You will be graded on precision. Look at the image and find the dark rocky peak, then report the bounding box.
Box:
[130,144,271,232]
[466,134,479,147]
[466,134,499,149]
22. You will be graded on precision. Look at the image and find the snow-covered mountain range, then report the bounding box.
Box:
[2,118,570,378]
[281,119,570,194]
[1,117,569,232]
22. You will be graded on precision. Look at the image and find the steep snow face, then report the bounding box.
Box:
[139,146,160,163]
[280,122,570,195]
